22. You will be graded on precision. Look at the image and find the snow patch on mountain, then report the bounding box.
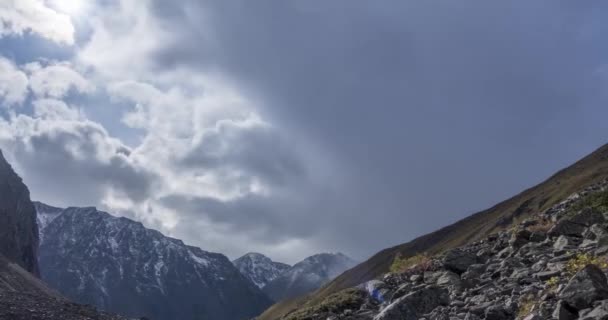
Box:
[233,252,291,288]
[36,203,271,320]
[263,252,357,301]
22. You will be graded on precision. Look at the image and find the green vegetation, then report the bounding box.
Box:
[282,288,365,320]
[568,190,608,216]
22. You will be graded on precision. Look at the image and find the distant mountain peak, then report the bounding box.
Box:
[233,252,290,289]
[262,252,357,301]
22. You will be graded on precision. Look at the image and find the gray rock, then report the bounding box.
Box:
[571,208,605,227]
[484,305,511,320]
[581,300,608,319]
[374,286,448,320]
[553,300,577,320]
[436,271,461,287]
[549,220,587,237]
[554,235,570,251]
[559,264,608,310]
[442,249,477,274]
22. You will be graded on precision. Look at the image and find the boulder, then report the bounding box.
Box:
[442,249,477,274]
[553,300,577,320]
[559,264,608,310]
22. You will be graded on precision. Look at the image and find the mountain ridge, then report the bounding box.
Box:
[258,142,608,319]
[262,252,357,302]
[37,204,272,320]
[233,252,291,289]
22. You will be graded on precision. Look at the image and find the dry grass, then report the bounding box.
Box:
[281,288,365,320]
[565,253,608,277]
[525,219,554,233]
[389,253,431,274]
[517,294,536,319]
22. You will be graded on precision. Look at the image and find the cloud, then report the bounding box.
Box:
[0,0,74,45]
[25,61,94,98]
[2,0,608,264]
[0,110,156,208]
[0,56,28,106]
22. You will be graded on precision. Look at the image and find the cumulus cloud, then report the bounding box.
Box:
[0,56,28,106]
[0,110,156,209]
[0,0,74,45]
[2,0,608,264]
[25,61,94,98]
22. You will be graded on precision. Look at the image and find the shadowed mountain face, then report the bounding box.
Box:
[258,143,608,319]
[0,151,130,320]
[262,253,357,302]
[233,252,291,289]
[0,150,39,276]
[37,205,272,320]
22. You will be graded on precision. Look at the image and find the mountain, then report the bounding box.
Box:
[233,252,291,289]
[258,143,608,319]
[0,150,130,320]
[34,201,63,242]
[0,150,39,275]
[37,205,272,320]
[270,178,608,319]
[262,253,356,302]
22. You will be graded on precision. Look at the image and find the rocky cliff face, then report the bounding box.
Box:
[0,152,130,320]
[0,150,39,276]
[284,179,608,319]
[233,252,291,289]
[37,205,272,320]
[263,253,356,302]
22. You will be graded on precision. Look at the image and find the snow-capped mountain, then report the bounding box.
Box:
[33,202,63,242]
[262,253,356,302]
[36,204,272,320]
[232,252,290,289]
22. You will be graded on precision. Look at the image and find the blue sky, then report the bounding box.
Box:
[0,0,607,263]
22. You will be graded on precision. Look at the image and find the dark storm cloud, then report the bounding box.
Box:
[146,0,608,259]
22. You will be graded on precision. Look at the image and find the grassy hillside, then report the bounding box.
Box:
[258,142,608,320]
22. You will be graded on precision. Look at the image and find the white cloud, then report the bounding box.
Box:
[0,56,28,106]
[0,0,74,45]
[25,62,94,98]
[78,0,170,79]
[0,110,156,209]
[32,98,83,121]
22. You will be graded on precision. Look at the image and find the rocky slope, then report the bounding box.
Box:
[233,252,291,289]
[263,253,357,302]
[0,150,39,276]
[260,143,608,319]
[278,178,608,319]
[0,253,131,320]
[37,204,272,320]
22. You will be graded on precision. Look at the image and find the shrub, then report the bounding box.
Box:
[568,190,608,217]
[517,294,536,319]
[565,253,608,277]
[545,276,560,291]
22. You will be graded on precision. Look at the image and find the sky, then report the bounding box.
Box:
[0,0,607,264]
